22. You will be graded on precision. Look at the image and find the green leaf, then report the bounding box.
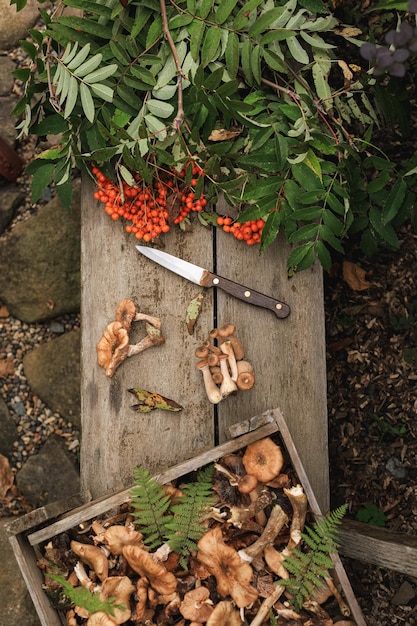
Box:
[312,51,331,108]
[233,0,265,29]
[201,26,222,67]
[67,42,91,70]
[260,210,281,251]
[262,48,287,73]
[74,54,103,78]
[291,162,323,191]
[215,0,238,23]
[80,82,95,122]
[197,0,213,19]
[315,240,332,270]
[146,99,174,118]
[19,39,37,60]
[56,16,113,39]
[243,177,282,201]
[84,64,118,83]
[287,241,315,272]
[300,31,335,49]
[31,162,55,202]
[288,223,319,243]
[13,67,31,81]
[241,39,253,83]
[260,29,295,44]
[251,44,261,84]
[381,179,407,225]
[225,31,239,78]
[55,178,73,210]
[144,113,167,140]
[249,7,287,36]
[91,83,114,102]
[64,76,78,118]
[286,36,309,64]
[274,131,288,171]
[304,150,322,183]
[189,20,206,62]
[32,115,69,136]
[319,224,344,252]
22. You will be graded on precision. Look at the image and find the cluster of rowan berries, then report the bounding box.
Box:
[216,215,265,246]
[91,162,207,243]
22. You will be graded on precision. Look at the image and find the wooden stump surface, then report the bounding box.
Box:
[81,176,329,511]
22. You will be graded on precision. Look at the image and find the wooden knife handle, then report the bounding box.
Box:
[203,272,290,319]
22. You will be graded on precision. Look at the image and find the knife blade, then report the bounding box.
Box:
[136,246,290,319]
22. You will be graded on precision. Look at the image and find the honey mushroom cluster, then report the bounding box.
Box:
[195,324,255,404]
[97,299,165,377]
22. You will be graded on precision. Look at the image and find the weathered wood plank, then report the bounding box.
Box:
[81,177,328,514]
[80,176,214,498]
[216,227,329,511]
[339,519,417,577]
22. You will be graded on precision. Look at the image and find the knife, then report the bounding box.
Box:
[136,246,290,319]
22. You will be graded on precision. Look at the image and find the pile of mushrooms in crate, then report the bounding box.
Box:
[38,436,354,626]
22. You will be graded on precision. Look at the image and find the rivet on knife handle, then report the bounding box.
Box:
[202,272,290,319]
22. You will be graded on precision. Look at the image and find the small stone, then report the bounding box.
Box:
[11,401,26,416]
[49,321,65,333]
[391,581,416,606]
[385,456,406,479]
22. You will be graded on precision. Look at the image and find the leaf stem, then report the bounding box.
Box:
[160,0,185,129]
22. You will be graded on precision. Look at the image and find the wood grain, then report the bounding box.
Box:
[81,178,329,511]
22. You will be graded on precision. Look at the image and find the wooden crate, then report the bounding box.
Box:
[7,408,366,626]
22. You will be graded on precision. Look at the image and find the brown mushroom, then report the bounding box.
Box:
[122,545,177,595]
[102,525,144,555]
[70,541,108,581]
[219,354,237,398]
[217,324,236,338]
[238,504,288,563]
[242,438,284,483]
[197,526,259,608]
[97,321,130,377]
[115,298,137,332]
[236,361,255,391]
[206,601,242,626]
[195,345,210,359]
[100,576,135,624]
[86,612,118,626]
[210,366,223,385]
[179,587,214,622]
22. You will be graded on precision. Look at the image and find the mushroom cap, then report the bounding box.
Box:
[217,324,236,338]
[86,612,118,626]
[205,600,242,626]
[237,474,258,494]
[102,525,143,555]
[197,526,259,608]
[97,321,130,377]
[242,437,284,483]
[122,545,177,595]
[180,587,214,622]
[115,298,137,332]
[100,576,135,624]
[70,540,109,581]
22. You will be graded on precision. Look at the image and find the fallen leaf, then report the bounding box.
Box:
[208,128,242,141]
[185,291,205,335]
[343,261,372,291]
[0,454,14,499]
[338,60,354,88]
[0,356,14,378]
[128,388,183,412]
[0,304,9,317]
[334,27,362,37]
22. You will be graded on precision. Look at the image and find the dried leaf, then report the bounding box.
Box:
[334,26,362,37]
[337,60,354,88]
[208,128,242,141]
[0,454,14,498]
[129,388,183,412]
[343,261,372,291]
[0,304,10,317]
[0,356,14,378]
[185,292,205,335]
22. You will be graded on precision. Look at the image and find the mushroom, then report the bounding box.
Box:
[195,345,210,359]
[179,587,214,622]
[97,300,164,376]
[70,540,109,581]
[102,525,144,555]
[217,324,236,338]
[242,438,284,483]
[219,354,237,398]
[197,526,259,608]
[236,361,255,391]
[196,360,222,404]
[86,612,118,626]
[122,545,177,595]
[210,366,223,385]
[238,504,288,564]
[220,341,238,382]
[206,601,242,626]
[100,576,135,624]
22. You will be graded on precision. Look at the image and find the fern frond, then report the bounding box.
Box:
[46,573,122,616]
[165,465,215,566]
[279,504,347,611]
[130,466,171,549]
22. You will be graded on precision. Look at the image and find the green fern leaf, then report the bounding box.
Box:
[279,504,347,611]
[46,573,123,616]
[130,466,171,549]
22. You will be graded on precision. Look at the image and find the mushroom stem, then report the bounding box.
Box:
[284,484,308,549]
[74,561,100,593]
[197,361,222,404]
[220,341,238,382]
[128,324,165,355]
[238,504,288,563]
[134,312,162,329]
[248,583,286,626]
[219,354,237,398]
[324,575,351,616]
